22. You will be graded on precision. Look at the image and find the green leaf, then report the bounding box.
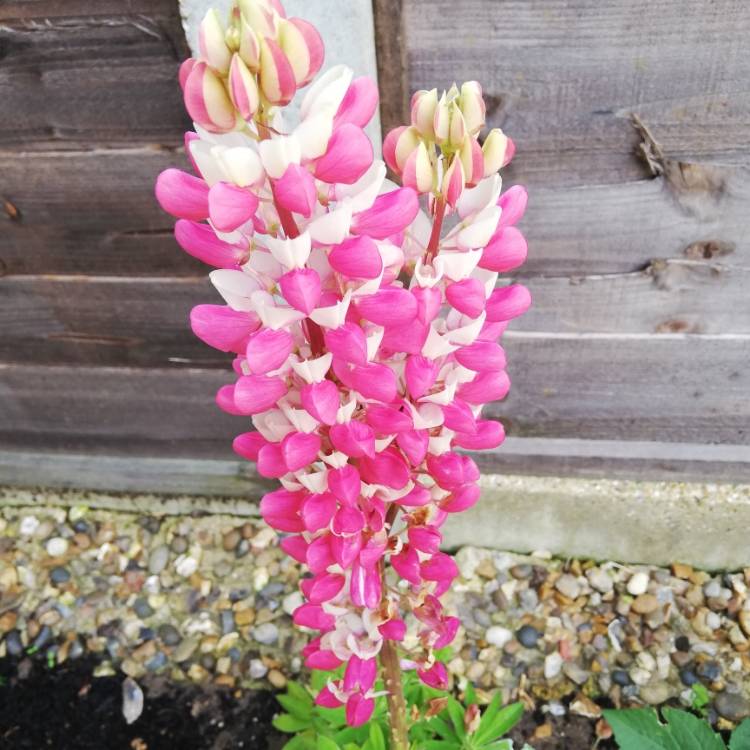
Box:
[317,737,341,750]
[288,681,315,706]
[282,735,317,750]
[662,708,726,750]
[447,698,466,740]
[475,701,524,744]
[274,713,313,734]
[367,723,386,750]
[421,741,461,750]
[730,718,750,750]
[602,709,678,750]
[464,682,478,707]
[428,716,458,741]
[481,741,513,750]
[277,694,314,720]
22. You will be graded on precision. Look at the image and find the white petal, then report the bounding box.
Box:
[350,268,384,298]
[290,353,333,383]
[245,249,282,284]
[263,231,312,269]
[336,395,357,423]
[297,470,329,493]
[283,405,320,434]
[188,140,227,186]
[435,249,483,281]
[411,402,444,430]
[421,324,459,358]
[309,289,352,328]
[365,327,384,361]
[428,433,454,455]
[335,161,386,212]
[294,113,333,160]
[256,301,305,330]
[300,65,353,120]
[258,135,301,179]
[420,381,457,405]
[321,450,349,468]
[374,435,395,452]
[457,205,501,249]
[209,269,261,311]
[471,267,499,297]
[217,146,264,187]
[308,204,353,244]
[253,409,294,442]
[412,257,443,288]
[457,174,502,219]
[447,311,486,346]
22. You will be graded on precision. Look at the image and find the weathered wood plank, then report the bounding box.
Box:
[0,149,205,276]
[0,3,190,148]
[0,1,178,20]
[2,257,749,368]
[0,275,223,367]
[404,0,750,186]
[1,335,747,456]
[372,0,409,137]
[516,259,750,335]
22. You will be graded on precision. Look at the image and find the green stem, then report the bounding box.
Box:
[380,638,410,750]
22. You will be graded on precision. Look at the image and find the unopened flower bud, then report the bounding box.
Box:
[433,93,450,145]
[238,0,278,38]
[434,95,466,151]
[228,53,260,120]
[441,156,465,208]
[259,36,297,105]
[482,128,514,176]
[410,88,438,139]
[184,61,237,133]
[277,17,325,87]
[238,15,262,71]
[458,136,484,187]
[458,81,485,136]
[447,101,466,150]
[402,141,435,193]
[199,8,232,75]
[382,125,421,174]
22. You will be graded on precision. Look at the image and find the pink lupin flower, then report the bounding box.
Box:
[157,0,530,728]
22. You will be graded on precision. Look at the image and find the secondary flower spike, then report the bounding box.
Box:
[155,0,530,735]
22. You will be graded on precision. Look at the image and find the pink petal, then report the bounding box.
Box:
[246,328,294,373]
[301,380,339,425]
[315,686,343,708]
[350,362,398,403]
[350,561,381,608]
[228,53,259,119]
[329,421,376,458]
[332,506,365,535]
[257,443,288,478]
[280,534,309,563]
[184,61,236,133]
[306,534,336,573]
[327,465,361,506]
[215,384,243,415]
[279,268,322,314]
[283,17,324,86]
[498,185,528,227]
[486,283,531,322]
[346,693,375,728]
[366,404,413,434]
[479,226,528,273]
[457,369,511,404]
[378,321,429,356]
[409,525,442,554]
[379,618,407,641]
[314,123,373,185]
[178,58,195,91]
[259,37,297,106]
[233,374,287,414]
[503,136,516,166]
[391,545,421,585]
[330,532,363,568]
[343,655,378,693]
[441,483,481,513]
[306,649,343,671]
[420,551,459,583]
[324,322,368,365]
[272,164,318,218]
[260,488,305,532]
[232,431,267,461]
[328,236,383,279]
[434,616,461,649]
[208,182,258,232]
[302,492,337,533]
[453,419,506,450]
[417,662,448,690]
[174,220,248,268]
[441,400,477,434]
[351,187,420,239]
[358,447,410,489]
[190,304,259,353]
[301,572,345,604]
[282,431,322,471]
[397,484,432,507]
[293,603,335,630]
[412,286,443,325]
[334,76,379,128]
[445,278,486,318]
[355,287,418,327]
[454,340,506,371]
[155,169,209,220]
[405,355,439,399]
[426,453,480,491]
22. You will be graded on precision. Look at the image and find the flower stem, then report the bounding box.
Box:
[380,638,410,750]
[425,196,446,264]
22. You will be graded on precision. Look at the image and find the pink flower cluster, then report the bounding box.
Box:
[156,0,529,728]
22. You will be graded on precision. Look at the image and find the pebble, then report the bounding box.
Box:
[544,652,563,679]
[148,546,169,575]
[49,567,71,585]
[248,658,268,679]
[641,683,670,706]
[675,635,691,652]
[252,623,279,645]
[282,592,304,616]
[175,556,199,578]
[158,624,182,647]
[516,625,541,648]
[173,637,200,663]
[587,568,613,593]
[632,594,660,615]
[627,572,650,596]
[5,629,24,657]
[679,668,699,686]
[715,692,750,722]
[612,669,632,687]
[562,662,589,686]
[555,574,581,600]
[46,537,69,557]
[267,668,287,689]
[486,626,513,649]
[170,536,189,554]
[133,599,154,619]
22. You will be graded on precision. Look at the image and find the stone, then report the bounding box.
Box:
[158,624,182,647]
[612,669,632,687]
[282,592,304,616]
[510,564,532,580]
[544,652,563,679]
[5,629,24,657]
[587,568,613,593]
[148,546,169,575]
[675,635,691,652]
[175,555,199,577]
[170,536,189,554]
[679,668,698,686]
[46,537,69,557]
[475,558,497,579]
[234,609,256,627]
[516,625,541,648]
[715,692,750,722]
[563,662,590,686]
[627,572,650,596]
[555,574,581,600]
[133,599,154,619]
[249,658,268,679]
[267,669,287,688]
[223,530,241,552]
[641,683,670,706]
[485,626,513,648]
[50,567,71,585]
[173,637,200,663]
[122,677,144,725]
[252,623,279,645]
[671,563,693,579]
[632,594,660,615]
[738,610,750,638]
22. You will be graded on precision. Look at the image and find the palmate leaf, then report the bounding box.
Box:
[730,719,750,750]
[277,693,314,721]
[474,699,523,745]
[603,709,679,750]
[661,708,725,750]
[446,698,467,741]
[275,713,314,733]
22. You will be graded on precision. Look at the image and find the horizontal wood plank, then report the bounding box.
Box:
[404,0,750,187]
[1,335,747,458]
[0,149,206,276]
[0,2,190,148]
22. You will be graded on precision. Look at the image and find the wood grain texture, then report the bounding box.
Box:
[0,149,205,276]
[372,0,409,137]
[0,275,223,367]
[1,334,747,460]
[404,0,750,187]
[0,0,190,148]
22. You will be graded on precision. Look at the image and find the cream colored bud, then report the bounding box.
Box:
[411,88,438,139]
[199,9,232,75]
[459,81,485,136]
[482,128,510,176]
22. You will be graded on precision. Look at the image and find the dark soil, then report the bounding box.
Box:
[0,657,286,750]
[0,656,619,749]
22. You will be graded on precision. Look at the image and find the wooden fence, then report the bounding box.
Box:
[1,0,749,493]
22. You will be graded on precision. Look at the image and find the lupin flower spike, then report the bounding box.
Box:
[156,0,529,740]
